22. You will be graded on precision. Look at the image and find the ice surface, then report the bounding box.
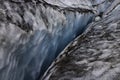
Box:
[42,1,120,80]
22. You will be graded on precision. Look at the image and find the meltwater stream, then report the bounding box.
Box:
[0,0,113,80]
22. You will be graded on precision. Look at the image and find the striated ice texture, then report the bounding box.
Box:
[0,0,114,80]
[42,0,120,80]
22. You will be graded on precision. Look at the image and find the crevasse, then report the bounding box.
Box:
[0,0,113,80]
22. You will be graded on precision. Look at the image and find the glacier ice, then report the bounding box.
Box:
[0,0,114,80]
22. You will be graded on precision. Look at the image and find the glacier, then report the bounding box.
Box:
[0,0,114,80]
[42,0,120,80]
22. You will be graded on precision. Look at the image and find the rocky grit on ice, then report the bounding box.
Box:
[0,0,116,80]
[42,0,120,80]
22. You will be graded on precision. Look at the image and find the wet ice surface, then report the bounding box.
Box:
[0,0,96,80]
[0,0,115,80]
[42,1,120,80]
[44,0,92,9]
[104,0,120,15]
